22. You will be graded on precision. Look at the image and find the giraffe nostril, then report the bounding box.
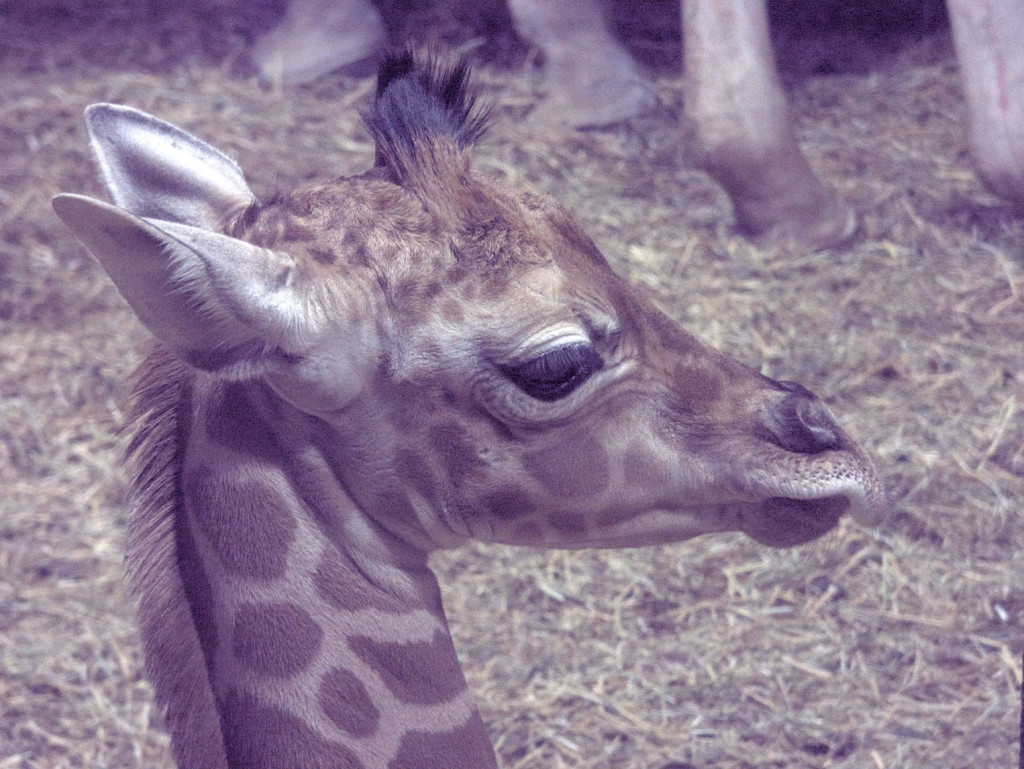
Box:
[761,389,846,455]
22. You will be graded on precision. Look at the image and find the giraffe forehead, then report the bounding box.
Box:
[239,173,605,283]
[233,180,436,271]
[233,174,638,390]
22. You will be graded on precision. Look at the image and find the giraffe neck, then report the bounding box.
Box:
[127,359,497,769]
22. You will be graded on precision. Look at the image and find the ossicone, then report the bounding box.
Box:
[364,49,491,182]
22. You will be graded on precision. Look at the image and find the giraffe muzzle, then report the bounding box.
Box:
[759,380,849,456]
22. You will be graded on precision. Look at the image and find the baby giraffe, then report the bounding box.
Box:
[54,52,882,769]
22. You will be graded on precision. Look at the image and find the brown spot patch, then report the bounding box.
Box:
[479,271,515,302]
[385,382,424,432]
[350,240,373,269]
[184,464,296,580]
[308,246,337,265]
[522,434,610,499]
[319,667,380,738]
[439,297,465,324]
[222,688,365,769]
[647,311,705,359]
[205,382,281,462]
[429,422,484,486]
[551,212,606,266]
[233,602,322,677]
[372,488,425,532]
[390,712,497,769]
[423,280,445,301]
[396,448,439,501]
[479,486,535,519]
[595,505,642,529]
[670,367,724,416]
[348,627,466,705]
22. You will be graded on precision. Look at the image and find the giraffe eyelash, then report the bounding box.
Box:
[499,343,604,402]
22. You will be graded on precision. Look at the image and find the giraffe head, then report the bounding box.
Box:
[54,51,881,555]
[53,51,884,769]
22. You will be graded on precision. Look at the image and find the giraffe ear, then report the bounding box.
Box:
[52,193,317,379]
[84,103,255,229]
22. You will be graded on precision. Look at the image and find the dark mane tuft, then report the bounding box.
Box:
[364,49,490,178]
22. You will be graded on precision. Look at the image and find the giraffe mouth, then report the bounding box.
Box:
[741,495,850,548]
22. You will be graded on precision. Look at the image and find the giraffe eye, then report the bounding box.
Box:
[501,343,604,402]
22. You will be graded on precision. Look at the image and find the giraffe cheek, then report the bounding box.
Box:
[622,446,676,490]
[549,511,589,537]
[429,422,486,488]
[396,448,442,502]
[668,366,724,417]
[521,434,611,500]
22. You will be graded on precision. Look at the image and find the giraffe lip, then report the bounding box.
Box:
[742,495,850,547]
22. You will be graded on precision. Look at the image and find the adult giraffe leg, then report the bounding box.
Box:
[683,0,855,248]
[507,0,657,128]
[251,0,385,86]
[947,0,1024,211]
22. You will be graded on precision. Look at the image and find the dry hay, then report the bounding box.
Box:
[1,1,1021,767]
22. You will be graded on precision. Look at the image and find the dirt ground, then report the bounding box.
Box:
[1,1,1022,767]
